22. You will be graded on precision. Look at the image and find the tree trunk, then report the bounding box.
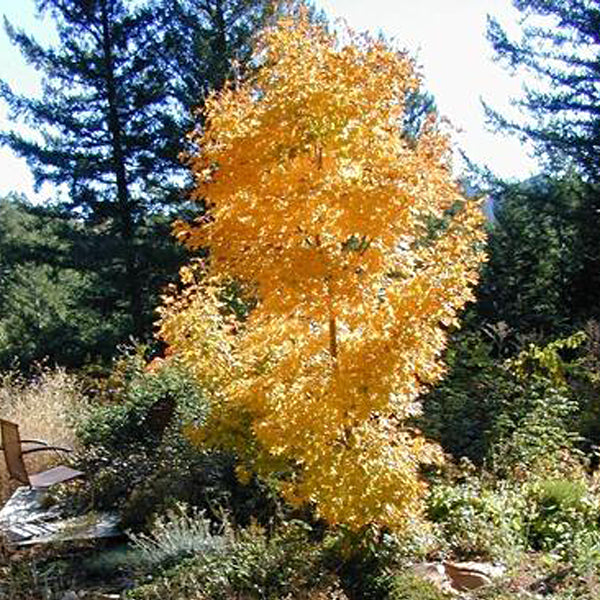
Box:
[211,0,230,89]
[99,0,143,336]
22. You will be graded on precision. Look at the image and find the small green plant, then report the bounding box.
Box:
[427,475,527,562]
[75,346,288,532]
[0,554,73,599]
[486,382,582,480]
[389,571,450,600]
[126,521,329,600]
[525,478,600,556]
[486,333,586,480]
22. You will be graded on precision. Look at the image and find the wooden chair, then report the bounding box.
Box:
[0,419,84,489]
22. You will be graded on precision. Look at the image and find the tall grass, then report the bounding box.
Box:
[0,366,85,501]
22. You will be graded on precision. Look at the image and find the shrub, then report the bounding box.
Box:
[128,503,230,569]
[75,350,205,497]
[421,330,586,480]
[486,383,582,480]
[428,468,600,570]
[389,571,450,600]
[320,526,408,600]
[119,450,284,531]
[0,553,73,600]
[126,521,331,600]
[77,354,206,454]
[76,350,284,531]
[427,475,527,562]
[525,478,600,556]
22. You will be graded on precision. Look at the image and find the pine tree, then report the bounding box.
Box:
[162,0,279,104]
[487,0,600,177]
[159,14,486,530]
[0,194,115,368]
[487,0,600,323]
[479,175,584,333]
[0,0,277,340]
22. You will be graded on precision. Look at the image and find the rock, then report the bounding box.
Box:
[0,487,59,528]
[447,560,506,580]
[16,512,121,546]
[409,560,505,595]
[443,560,502,591]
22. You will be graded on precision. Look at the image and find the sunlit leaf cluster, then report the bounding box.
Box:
[159,13,486,530]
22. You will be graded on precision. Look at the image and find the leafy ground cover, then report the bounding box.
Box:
[1,328,600,599]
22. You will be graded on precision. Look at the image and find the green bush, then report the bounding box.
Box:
[119,449,284,531]
[77,353,206,453]
[317,524,446,599]
[428,470,600,568]
[525,478,600,555]
[75,348,285,531]
[389,572,450,600]
[126,521,331,600]
[75,350,207,521]
[427,475,527,561]
[321,526,401,599]
[486,382,582,479]
[421,330,586,479]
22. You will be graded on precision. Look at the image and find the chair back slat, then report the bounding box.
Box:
[0,419,30,485]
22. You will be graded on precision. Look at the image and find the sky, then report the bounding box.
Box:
[316,0,539,179]
[0,0,539,202]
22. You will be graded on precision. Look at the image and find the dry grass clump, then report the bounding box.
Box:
[0,367,85,502]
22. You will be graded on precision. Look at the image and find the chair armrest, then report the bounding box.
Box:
[21,445,73,455]
[21,439,51,446]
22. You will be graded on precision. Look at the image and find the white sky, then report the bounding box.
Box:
[0,0,57,202]
[0,0,539,202]
[316,0,539,180]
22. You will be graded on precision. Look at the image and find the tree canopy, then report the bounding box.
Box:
[478,175,588,334]
[159,14,487,530]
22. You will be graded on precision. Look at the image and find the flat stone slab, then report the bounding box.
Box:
[410,560,506,594]
[0,486,120,546]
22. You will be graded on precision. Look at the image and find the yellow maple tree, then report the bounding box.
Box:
[158,13,487,530]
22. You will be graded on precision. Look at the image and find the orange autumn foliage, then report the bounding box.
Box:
[158,13,487,530]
